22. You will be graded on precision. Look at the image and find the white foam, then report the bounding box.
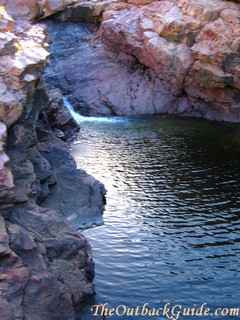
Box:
[63,97,120,123]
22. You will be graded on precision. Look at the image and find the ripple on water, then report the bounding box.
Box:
[70,115,240,319]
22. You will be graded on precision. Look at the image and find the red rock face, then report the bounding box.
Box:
[101,0,240,122]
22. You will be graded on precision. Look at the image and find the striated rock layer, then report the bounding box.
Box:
[0,4,106,320]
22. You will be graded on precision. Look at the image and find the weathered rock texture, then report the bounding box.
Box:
[1,0,121,22]
[43,0,240,122]
[0,4,106,319]
[101,0,240,121]
[44,17,179,116]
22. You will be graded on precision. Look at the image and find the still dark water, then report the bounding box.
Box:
[71,112,240,320]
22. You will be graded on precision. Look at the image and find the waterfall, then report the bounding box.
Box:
[63,96,121,123]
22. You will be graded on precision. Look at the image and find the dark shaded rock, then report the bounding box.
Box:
[50,0,121,25]
[0,201,99,318]
[4,203,95,320]
[53,3,98,24]
[0,295,14,320]
[38,135,106,229]
[0,215,30,320]
[26,146,56,203]
[45,84,80,141]
[6,77,105,225]
[2,66,106,319]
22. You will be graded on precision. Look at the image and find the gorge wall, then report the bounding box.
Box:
[0,0,240,319]
[43,0,240,122]
[101,0,240,121]
[0,3,106,320]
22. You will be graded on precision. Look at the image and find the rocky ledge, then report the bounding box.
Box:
[0,4,105,320]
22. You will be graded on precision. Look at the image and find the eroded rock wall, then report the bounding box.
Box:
[101,0,240,121]
[42,0,240,122]
[0,5,105,319]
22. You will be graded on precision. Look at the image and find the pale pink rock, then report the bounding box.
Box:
[44,0,65,17]
[2,0,42,20]
[0,6,13,32]
[0,31,18,56]
[0,37,49,127]
[173,0,228,22]
[101,0,240,121]
[127,0,156,4]
[0,11,49,127]
[0,82,22,127]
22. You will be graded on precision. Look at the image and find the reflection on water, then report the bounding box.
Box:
[71,115,240,319]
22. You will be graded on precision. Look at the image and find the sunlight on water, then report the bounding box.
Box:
[71,115,240,320]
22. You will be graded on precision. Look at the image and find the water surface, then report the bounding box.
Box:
[71,115,240,319]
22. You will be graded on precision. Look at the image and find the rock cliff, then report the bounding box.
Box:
[101,0,240,121]
[0,4,105,320]
[43,0,240,122]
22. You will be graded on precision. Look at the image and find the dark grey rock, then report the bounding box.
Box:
[38,135,106,229]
